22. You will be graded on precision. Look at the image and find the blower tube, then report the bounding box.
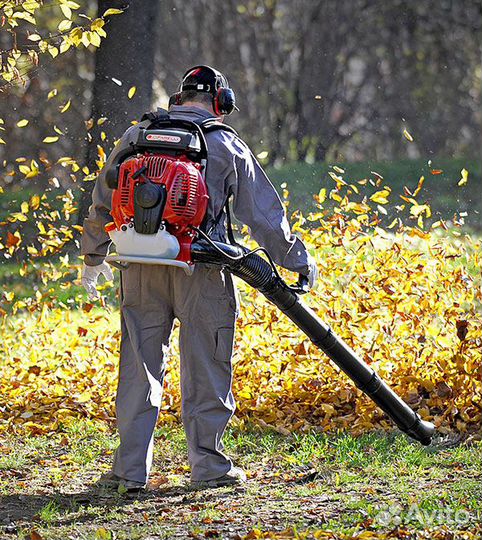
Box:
[191,239,435,446]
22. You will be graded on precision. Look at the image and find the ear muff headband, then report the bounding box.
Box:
[177,65,236,116]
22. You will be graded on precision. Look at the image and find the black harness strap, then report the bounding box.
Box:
[140,107,170,124]
[197,117,239,244]
[224,195,237,245]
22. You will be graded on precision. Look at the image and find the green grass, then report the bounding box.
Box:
[38,499,62,524]
[1,420,481,539]
[267,157,482,229]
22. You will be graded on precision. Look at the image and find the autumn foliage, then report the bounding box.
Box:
[1,171,481,438]
[0,2,480,439]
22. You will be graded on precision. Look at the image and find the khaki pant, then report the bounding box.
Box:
[112,263,238,482]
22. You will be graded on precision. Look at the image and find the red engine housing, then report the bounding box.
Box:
[106,153,209,263]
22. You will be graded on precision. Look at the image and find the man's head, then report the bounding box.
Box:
[169,65,237,117]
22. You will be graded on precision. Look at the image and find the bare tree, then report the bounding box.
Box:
[78,0,161,222]
[155,0,481,163]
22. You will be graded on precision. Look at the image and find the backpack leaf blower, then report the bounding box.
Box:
[103,110,435,446]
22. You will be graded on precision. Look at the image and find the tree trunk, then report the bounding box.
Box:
[78,0,160,223]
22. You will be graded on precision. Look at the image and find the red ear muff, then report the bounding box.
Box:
[214,87,236,116]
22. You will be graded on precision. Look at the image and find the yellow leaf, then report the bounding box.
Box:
[27,33,41,41]
[102,8,124,16]
[388,218,399,229]
[48,45,59,58]
[458,168,468,187]
[10,212,28,222]
[90,31,101,47]
[256,151,268,160]
[332,165,345,174]
[128,86,136,99]
[95,528,112,540]
[0,138,6,145]
[403,128,414,142]
[410,203,431,218]
[19,165,31,175]
[21,201,29,214]
[369,189,391,205]
[48,88,58,100]
[43,136,59,143]
[16,119,29,127]
[413,175,425,197]
[97,145,106,161]
[60,39,71,54]
[328,171,347,185]
[12,10,36,24]
[81,31,90,48]
[91,18,105,31]
[70,26,83,46]
[58,19,73,32]
[60,99,71,113]
[436,335,452,348]
[77,390,91,403]
[30,194,41,210]
[23,1,41,14]
[60,4,72,18]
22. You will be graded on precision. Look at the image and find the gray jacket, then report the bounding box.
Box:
[80,105,310,275]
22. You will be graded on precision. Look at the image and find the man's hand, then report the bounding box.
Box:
[307,255,319,290]
[81,261,114,301]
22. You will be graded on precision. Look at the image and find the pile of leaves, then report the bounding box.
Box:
[1,172,481,436]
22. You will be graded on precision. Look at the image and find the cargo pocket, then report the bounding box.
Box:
[120,264,141,306]
[200,267,238,326]
[214,326,235,362]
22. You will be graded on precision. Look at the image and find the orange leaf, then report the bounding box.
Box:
[7,232,20,247]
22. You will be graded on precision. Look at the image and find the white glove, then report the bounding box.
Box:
[307,255,319,290]
[81,261,114,301]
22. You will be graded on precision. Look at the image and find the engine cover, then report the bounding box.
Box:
[110,153,208,233]
[106,152,209,267]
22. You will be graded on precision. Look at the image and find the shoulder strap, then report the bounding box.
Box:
[198,119,238,243]
[206,192,238,245]
[140,107,170,124]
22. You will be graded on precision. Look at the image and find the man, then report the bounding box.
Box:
[81,66,318,491]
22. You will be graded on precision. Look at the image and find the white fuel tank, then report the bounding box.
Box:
[108,225,180,259]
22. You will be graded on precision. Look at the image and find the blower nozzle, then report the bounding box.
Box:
[191,239,435,446]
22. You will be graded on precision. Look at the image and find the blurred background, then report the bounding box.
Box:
[0,0,481,244]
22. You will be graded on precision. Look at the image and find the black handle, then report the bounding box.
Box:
[290,274,310,294]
